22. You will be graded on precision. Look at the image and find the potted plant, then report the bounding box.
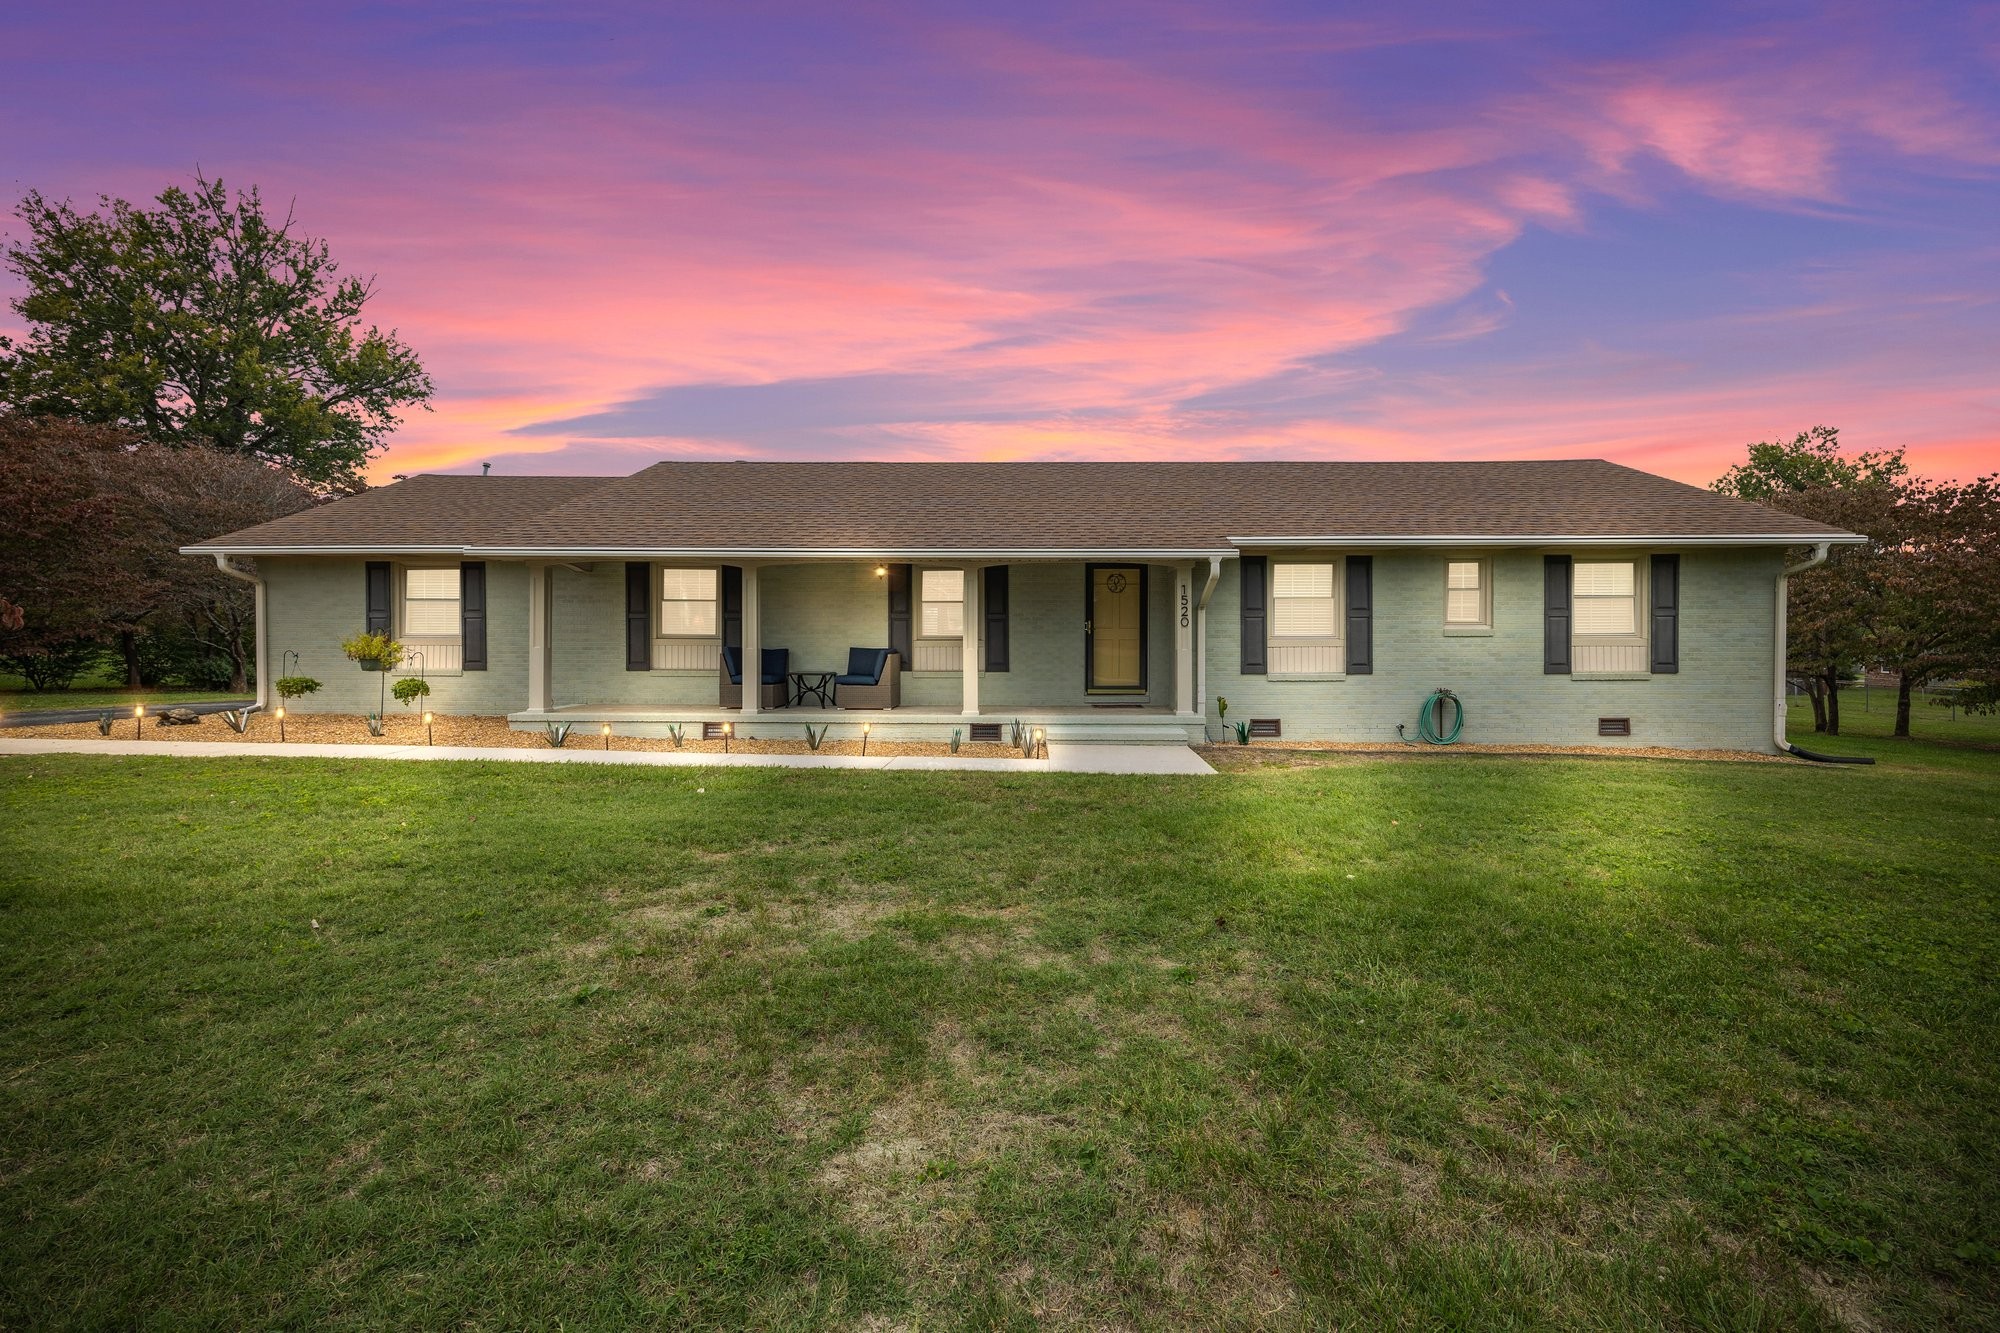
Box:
[341,631,404,673]
[274,675,322,702]
[391,676,431,711]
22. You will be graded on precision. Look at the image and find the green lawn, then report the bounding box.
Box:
[1785,688,2000,769]
[2,738,1995,1328]
[0,686,246,718]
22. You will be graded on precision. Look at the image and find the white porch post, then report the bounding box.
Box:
[740,562,761,716]
[961,564,981,716]
[1174,562,1196,716]
[527,562,553,712]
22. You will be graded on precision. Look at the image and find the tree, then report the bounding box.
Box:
[1,174,431,491]
[1712,425,1906,503]
[1713,428,1911,734]
[1865,474,2000,737]
[0,416,150,684]
[0,414,314,692]
[125,445,315,690]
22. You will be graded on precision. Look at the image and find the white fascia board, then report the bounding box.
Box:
[182,544,1240,561]
[179,544,471,556]
[1226,533,1868,547]
[469,546,1239,561]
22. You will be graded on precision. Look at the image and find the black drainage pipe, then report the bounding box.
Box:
[1784,744,1875,765]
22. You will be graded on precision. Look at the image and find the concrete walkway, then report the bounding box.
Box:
[0,737,1214,776]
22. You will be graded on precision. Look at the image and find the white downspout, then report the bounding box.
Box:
[1773,542,1830,754]
[212,553,270,710]
[1194,556,1222,723]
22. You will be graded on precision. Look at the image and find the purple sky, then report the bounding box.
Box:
[4,1,1996,483]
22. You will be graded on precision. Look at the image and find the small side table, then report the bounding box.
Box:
[790,671,836,708]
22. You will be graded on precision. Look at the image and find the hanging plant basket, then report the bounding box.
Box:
[358,660,385,672]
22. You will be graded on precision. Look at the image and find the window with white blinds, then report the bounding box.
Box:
[1573,561,1638,636]
[660,567,719,637]
[1444,560,1489,627]
[920,569,964,637]
[402,568,461,636]
[1271,562,1337,637]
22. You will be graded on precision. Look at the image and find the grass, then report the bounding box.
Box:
[1785,688,2000,769]
[0,668,244,717]
[1,736,1994,1328]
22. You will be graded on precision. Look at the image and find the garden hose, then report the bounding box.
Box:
[1415,688,1464,745]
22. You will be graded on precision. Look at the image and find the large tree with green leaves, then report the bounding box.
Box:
[1713,427,1909,733]
[1,174,431,491]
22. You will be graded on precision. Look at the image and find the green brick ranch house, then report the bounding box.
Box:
[184,460,1861,751]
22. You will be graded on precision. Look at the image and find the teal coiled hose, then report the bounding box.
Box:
[1415,688,1464,745]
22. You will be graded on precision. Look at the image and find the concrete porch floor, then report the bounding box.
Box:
[507,702,1209,745]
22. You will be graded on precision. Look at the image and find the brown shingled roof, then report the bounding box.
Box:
[188,460,1860,554]
[185,474,613,551]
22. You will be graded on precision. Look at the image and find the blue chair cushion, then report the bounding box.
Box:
[721,645,743,684]
[835,647,889,686]
[759,647,789,685]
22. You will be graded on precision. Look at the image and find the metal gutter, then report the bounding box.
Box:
[1228,533,1869,548]
[210,555,270,711]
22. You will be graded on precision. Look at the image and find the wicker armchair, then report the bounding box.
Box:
[834,647,900,710]
[720,646,789,709]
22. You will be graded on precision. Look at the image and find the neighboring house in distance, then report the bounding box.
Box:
[184,460,1863,751]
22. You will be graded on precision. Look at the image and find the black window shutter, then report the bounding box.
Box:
[887,563,913,668]
[365,561,391,634]
[461,562,487,671]
[720,565,742,652]
[1345,556,1373,675]
[983,565,1009,672]
[625,562,651,671]
[1543,555,1572,675]
[1239,556,1267,675]
[1650,554,1680,674]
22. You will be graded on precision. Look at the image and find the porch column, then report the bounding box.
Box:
[961,563,981,716]
[740,562,761,717]
[527,562,553,712]
[1174,562,1196,716]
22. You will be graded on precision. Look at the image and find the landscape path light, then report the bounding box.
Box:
[861,721,871,756]
[134,703,144,737]
[275,705,285,741]
[722,721,732,754]
[602,722,611,751]
[424,711,435,746]
[1033,727,1045,760]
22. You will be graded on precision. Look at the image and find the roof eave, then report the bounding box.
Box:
[1227,533,1868,547]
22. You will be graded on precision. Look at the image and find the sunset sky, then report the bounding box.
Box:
[4,1,1996,485]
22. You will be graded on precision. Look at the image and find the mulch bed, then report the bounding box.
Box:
[0,712,1026,759]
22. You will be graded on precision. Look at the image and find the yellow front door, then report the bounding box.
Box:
[1088,566,1144,691]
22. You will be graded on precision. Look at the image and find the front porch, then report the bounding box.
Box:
[515,556,1216,744]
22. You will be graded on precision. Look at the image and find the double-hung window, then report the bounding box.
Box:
[1570,559,1647,674]
[914,569,966,671]
[1268,560,1343,676]
[659,568,719,638]
[399,567,463,671]
[1444,559,1491,631]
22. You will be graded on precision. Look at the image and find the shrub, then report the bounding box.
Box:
[391,676,432,709]
[1,639,103,691]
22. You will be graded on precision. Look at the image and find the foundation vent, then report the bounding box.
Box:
[1248,718,1282,738]
[1598,717,1632,737]
[969,723,1002,743]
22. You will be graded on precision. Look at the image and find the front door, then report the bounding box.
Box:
[1085,564,1146,693]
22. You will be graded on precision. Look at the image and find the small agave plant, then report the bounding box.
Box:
[666,723,685,749]
[1231,720,1251,746]
[949,728,962,755]
[803,724,827,751]
[365,713,386,737]
[96,710,115,736]
[545,721,574,748]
